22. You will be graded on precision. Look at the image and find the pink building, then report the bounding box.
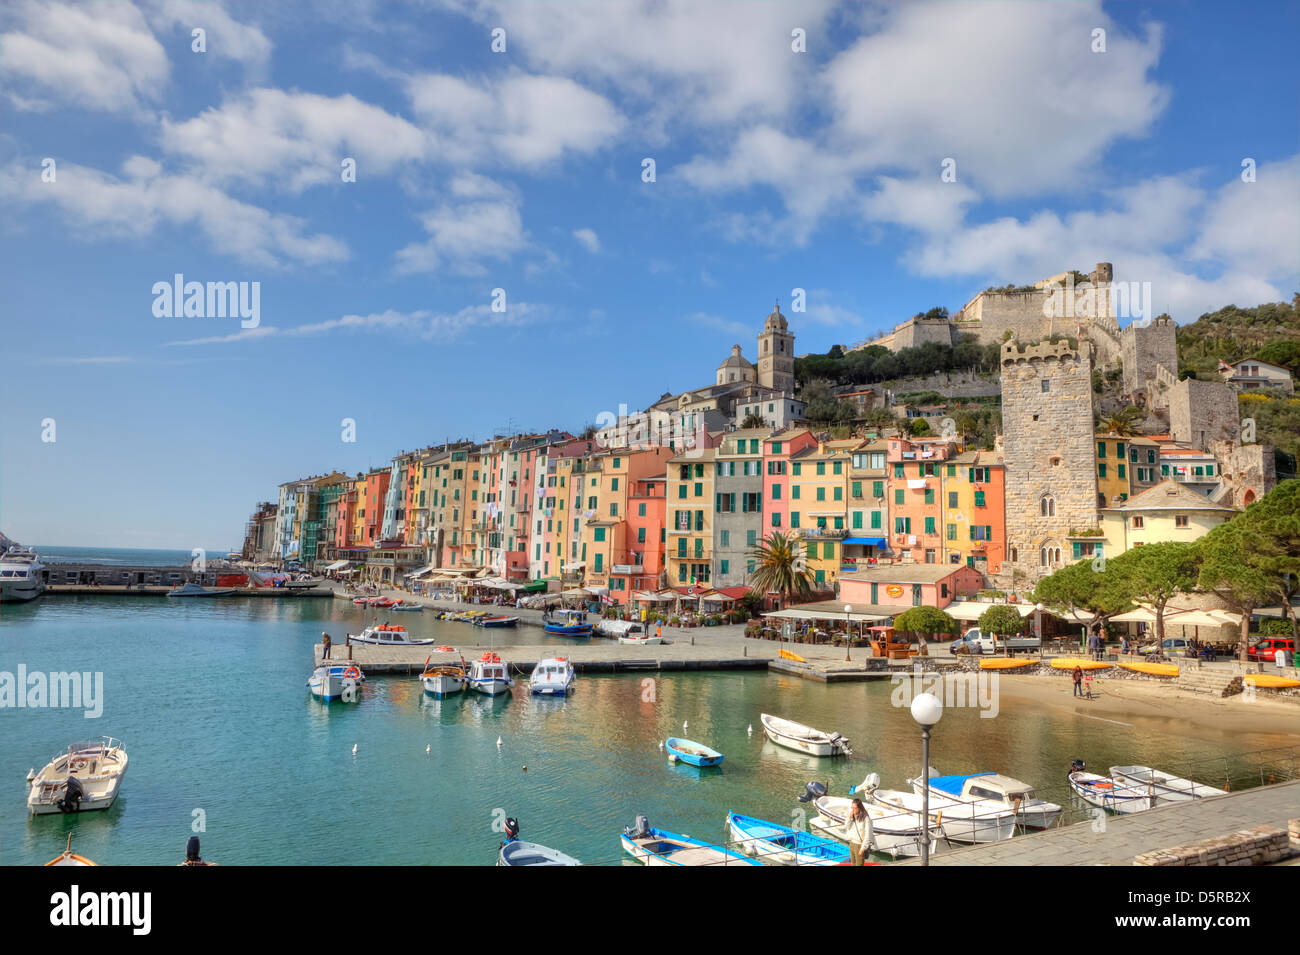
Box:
[760,428,817,540]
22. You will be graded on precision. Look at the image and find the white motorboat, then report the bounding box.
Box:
[811,795,944,859]
[910,771,1062,829]
[1,546,46,602]
[467,652,514,696]
[860,779,1017,844]
[420,663,466,698]
[308,663,365,702]
[26,738,129,815]
[1068,770,1152,814]
[167,582,237,597]
[1109,765,1226,802]
[760,713,852,757]
[529,656,575,696]
[346,624,437,646]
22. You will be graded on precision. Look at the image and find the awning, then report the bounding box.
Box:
[403,564,436,578]
[521,580,547,593]
[843,537,886,547]
[563,562,585,571]
[633,591,674,602]
[945,600,1036,621]
[561,588,590,597]
[323,560,352,571]
[762,608,891,623]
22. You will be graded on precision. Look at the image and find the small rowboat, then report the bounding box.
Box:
[1050,657,1113,670]
[45,834,98,867]
[1109,766,1225,801]
[979,658,1035,670]
[1119,661,1179,677]
[621,819,758,867]
[1243,674,1300,689]
[475,615,518,628]
[1068,771,1151,814]
[665,737,723,767]
[726,812,849,865]
[498,840,581,866]
[760,713,851,757]
[389,602,424,612]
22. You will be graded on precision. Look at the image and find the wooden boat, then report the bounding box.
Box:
[45,834,98,866]
[665,737,723,767]
[862,783,1016,843]
[1109,766,1225,801]
[1119,661,1179,677]
[812,794,943,859]
[466,652,514,696]
[621,817,758,866]
[27,738,129,815]
[308,663,364,702]
[979,658,1035,670]
[910,771,1062,829]
[1243,673,1300,689]
[760,713,852,757]
[475,615,518,628]
[1049,657,1113,670]
[498,840,581,866]
[389,602,424,612]
[543,609,593,636]
[346,624,437,646]
[1068,771,1151,814]
[529,656,575,696]
[352,596,396,607]
[420,663,466,698]
[725,812,849,865]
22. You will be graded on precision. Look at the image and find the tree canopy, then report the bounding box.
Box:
[978,605,1027,636]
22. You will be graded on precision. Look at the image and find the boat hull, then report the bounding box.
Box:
[421,674,464,697]
[760,713,850,757]
[498,840,580,866]
[308,667,363,702]
[1068,772,1152,813]
[665,737,723,767]
[467,677,513,696]
[1,580,45,602]
[621,829,758,866]
[726,813,849,866]
[865,789,1015,843]
[543,624,593,636]
[27,743,129,816]
[1108,766,1224,801]
[812,796,941,859]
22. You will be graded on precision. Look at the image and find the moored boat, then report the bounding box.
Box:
[389,601,424,612]
[809,787,943,859]
[621,815,758,866]
[1108,765,1225,801]
[1068,765,1151,814]
[725,812,849,865]
[665,737,723,768]
[0,546,46,602]
[475,615,518,628]
[346,624,437,646]
[167,582,237,597]
[27,737,129,815]
[498,840,582,866]
[467,652,514,696]
[910,771,1062,829]
[420,662,467,698]
[1050,657,1113,671]
[543,608,593,636]
[529,656,576,696]
[45,834,98,866]
[308,663,365,702]
[860,780,1016,843]
[760,713,851,757]
[1118,661,1179,677]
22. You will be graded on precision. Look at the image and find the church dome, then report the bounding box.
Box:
[765,303,787,332]
[718,344,751,370]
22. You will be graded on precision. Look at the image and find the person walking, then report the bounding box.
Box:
[845,798,873,866]
[321,632,332,660]
[1072,664,1083,697]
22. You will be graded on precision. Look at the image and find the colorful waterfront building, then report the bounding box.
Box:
[712,428,767,587]
[1095,434,1132,508]
[666,446,717,588]
[580,446,676,591]
[844,438,890,572]
[610,475,667,598]
[840,563,983,610]
[942,449,1006,575]
[885,436,958,565]
[760,428,817,540]
[788,438,857,589]
[1098,479,1238,556]
[360,468,391,546]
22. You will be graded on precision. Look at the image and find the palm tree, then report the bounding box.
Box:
[1097,405,1144,436]
[747,532,814,607]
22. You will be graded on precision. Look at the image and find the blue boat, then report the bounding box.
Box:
[621,816,759,867]
[665,737,723,767]
[542,609,592,636]
[725,812,850,866]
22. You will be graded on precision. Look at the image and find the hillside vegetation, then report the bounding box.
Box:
[1176,295,1300,378]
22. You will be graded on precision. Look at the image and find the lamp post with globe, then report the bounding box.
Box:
[910,692,943,866]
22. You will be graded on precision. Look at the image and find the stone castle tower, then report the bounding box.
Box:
[1120,313,1177,402]
[757,302,795,393]
[998,338,1098,588]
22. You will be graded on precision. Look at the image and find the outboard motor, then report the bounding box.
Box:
[57,776,84,813]
[186,836,202,863]
[624,813,651,838]
[503,817,520,843]
[850,772,881,796]
[1070,758,1086,774]
[797,781,828,803]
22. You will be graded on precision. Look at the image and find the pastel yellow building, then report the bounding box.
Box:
[666,447,716,587]
[1095,434,1132,507]
[788,439,855,588]
[1099,479,1237,556]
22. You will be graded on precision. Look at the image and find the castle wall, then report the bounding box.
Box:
[890,317,958,351]
[1121,316,1178,398]
[1209,440,1276,507]
[1169,379,1238,450]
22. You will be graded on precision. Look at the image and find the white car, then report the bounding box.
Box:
[1138,637,1189,656]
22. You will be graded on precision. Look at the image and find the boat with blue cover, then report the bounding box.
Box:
[665,737,723,767]
[621,815,759,867]
[725,812,849,865]
[542,609,592,636]
[910,770,1062,829]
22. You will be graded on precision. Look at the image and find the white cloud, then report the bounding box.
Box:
[142,0,270,68]
[0,0,168,115]
[406,70,624,167]
[1187,156,1300,282]
[689,312,751,338]
[160,88,427,190]
[2,157,349,268]
[572,228,600,253]
[394,174,524,275]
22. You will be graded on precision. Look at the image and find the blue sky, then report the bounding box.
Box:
[2,0,1297,550]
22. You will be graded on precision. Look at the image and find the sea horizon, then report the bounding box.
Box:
[27,545,241,566]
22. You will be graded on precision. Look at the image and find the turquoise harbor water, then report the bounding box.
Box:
[1,595,1294,866]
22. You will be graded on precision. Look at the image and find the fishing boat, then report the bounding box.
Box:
[543,608,593,636]
[498,840,582,866]
[0,546,46,602]
[45,834,98,866]
[420,662,467,698]
[26,738,129,815]
[529,656,576,696]
[352,596,396,608]
[665,737,723,767]
[167,582,237,597]
[859,779,1016,843]
[307,663,365,702]
[346,624,437,646]
[620,630,663,645]
[466,652,514,696]
[910,771,1062,829]
[760,713,852,757]
[810,792,943,860]
[621,815,759,867]
[1109,765,1226,801]
[1068,765,1151,814]
[725,812,850,866]
[389,601,424,612]
[475,615,518,628]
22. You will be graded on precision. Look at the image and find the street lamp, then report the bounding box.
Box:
[910,692,943,866]
[1035,602,1045,659]
[844,604,853,662]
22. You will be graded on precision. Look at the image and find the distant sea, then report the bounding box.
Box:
[32,545,237,566]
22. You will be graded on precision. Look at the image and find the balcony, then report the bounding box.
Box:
[612,564,644,575]
[799,527,848,540]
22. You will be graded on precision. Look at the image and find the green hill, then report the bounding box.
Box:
[1176,295,1300,378]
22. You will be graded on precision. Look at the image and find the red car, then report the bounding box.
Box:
[1247,637,1296,663]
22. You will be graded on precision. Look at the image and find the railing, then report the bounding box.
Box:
[800,528,848,539]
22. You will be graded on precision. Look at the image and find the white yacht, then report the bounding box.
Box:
[909,771,1062,829]
[467,652,514,696]
[529,656,576,696]
[0,547,46,602]
[346,624,437,646]
[27,738,129,815]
